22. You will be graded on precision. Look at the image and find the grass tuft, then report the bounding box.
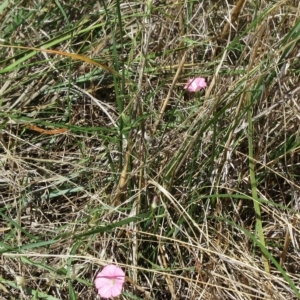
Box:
[1,0,300,299]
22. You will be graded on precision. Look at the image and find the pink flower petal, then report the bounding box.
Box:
[184,77,207,92]
[97,284,114,298]
[94,265,125,298]
[110,284,123,297]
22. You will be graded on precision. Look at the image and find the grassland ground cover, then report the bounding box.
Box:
[0,0,300,299]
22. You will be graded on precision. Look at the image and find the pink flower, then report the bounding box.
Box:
[184,77,207,92]
[94,265,125,298]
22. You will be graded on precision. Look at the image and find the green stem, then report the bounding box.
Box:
[247,92,270,273]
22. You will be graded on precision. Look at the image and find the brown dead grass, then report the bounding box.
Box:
[1,0,300,299]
